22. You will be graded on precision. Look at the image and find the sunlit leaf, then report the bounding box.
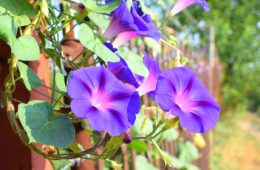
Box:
[178,141,200,163]
[81,0,121,14]
[0,14,17,45]
[136,155,157,170]
[79,23,119,63]
[152,140,174,167]
[88,13,109,29]
[12,35,41,61]
[14,15,30,27]
[40,0,49,17]
[128,140,148,153]
[55,72,66,92]
[117,49,148,77]
[162,128,179,142]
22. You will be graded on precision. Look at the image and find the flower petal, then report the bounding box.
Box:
[154,66,220,133]
[137,53,161,96]
[67,66,141,136]
[104,0,161,46]
[108,57,140,87]
[87,108,129,136]
[70,99,93,118]
[171,0,210,16]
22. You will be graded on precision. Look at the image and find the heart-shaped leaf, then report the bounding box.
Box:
[17,100,75,147]
[17,61,41,91]
[79,23,119,63]
[0,14,17,45]
[12,35,41,61]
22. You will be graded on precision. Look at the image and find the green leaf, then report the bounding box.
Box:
[13,15,30,27]
[0,0,36,17]
[136,155,157,170]
[162,128,179,142]
[117,49,148,77]
[12,35,41,61]
[78,23,119,63]
[0,14,17,45]
[128,140,148,153]
[88,13,109,29]
[178,141,200,163]
[186,164,200,170]
[17,100,75,147]
[81,0,121,14]
[40,0,49,17]
[17,61,41,91]
[102,136,123,159]
[152,140,174,167]
[132,112,153,136]
[55,72,66,92]
[52,159,71,170]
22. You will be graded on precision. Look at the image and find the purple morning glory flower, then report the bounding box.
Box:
[154,67,220,133]
[107,49,161,96]
[104,0,161,47]
[67,66,140,136]
[105,42,140,88]
[171,0,210,16]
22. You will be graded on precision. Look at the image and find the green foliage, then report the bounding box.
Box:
[152,140,174,167]
[12,35,41,61]
[81,0,121,14]
[117,49,149,77]
[55,72,67,93]
[102,136,123,159]
[52,159,71,170]
[88,13,109,29]
[13,15,30,27]
[68,141,84,153]
[128,140,148,153]
[105,159,122,170]
[17,61,41,91]
[161,128,179,142]
[0,0,36,17]
[177,141,200,163]
[78,23,119,63]
[39,0,49,17]
[17,100,75,147]
[0,14,17,45]
[131,112,153,136]
[136,155,157,170]
[162,117,179,131]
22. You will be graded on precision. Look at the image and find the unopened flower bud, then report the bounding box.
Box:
[123,132,132,144]
[77,3,85,12]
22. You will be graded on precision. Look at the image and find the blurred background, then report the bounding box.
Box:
[145,0,260,169]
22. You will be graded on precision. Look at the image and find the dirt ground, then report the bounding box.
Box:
[210,113,260,170]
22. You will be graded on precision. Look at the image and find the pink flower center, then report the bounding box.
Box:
[175,93,194,113]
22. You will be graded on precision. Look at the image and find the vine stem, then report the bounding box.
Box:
[133,121,163,140]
